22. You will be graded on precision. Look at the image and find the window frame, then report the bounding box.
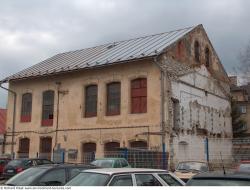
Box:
[205,47,210,67]
[194,41,200,63]
[41,90,54,126]
[106,82,121,116]
[133,173,164,186]
[84,84,98,117]
[240,105,247,114]
[131,78,147,114]
[108,174,134,186]
[21,93,32,122]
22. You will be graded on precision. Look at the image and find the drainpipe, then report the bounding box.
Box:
[153,56,167,169]
[54,82,61,150]
[0,82,17,159]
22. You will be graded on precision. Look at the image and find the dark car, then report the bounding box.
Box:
[5,164,98,186]
[0,158,11,178]
[186,171,250,186]
[3,158,53,179]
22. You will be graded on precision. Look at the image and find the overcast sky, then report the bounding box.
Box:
[0,0,250,108]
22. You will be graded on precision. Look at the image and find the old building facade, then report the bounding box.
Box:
[1,25,232,166]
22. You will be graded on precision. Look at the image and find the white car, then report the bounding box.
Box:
[65,168,185,186]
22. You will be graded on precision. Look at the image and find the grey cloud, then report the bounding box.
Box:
[1,0,250,107]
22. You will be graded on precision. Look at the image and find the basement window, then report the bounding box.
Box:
[21,93,32,122]
[42,90,54,126]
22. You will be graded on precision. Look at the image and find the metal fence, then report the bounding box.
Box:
[2,137,250,171]
[82,149,168,170]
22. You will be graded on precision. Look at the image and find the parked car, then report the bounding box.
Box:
[65,168,185,186]
[174,161,209,182]
[5,164,98,186]
[186,171,250,186]
[91,158,131,168]
[235,160,250,173]
[3,158,53,179]
[0,158,11,178]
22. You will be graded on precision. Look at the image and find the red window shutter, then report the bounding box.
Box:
[132,97,141,113]
[131,78,147,113]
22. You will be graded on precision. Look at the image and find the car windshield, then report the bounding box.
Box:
[7,160,24,167]
[66,172,110,186]
[5,167,47,186]
[186,179,250,186]
[238,164,250,172]
[91,160,114,168]
[176,162,208,172]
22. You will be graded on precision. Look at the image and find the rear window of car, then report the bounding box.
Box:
[91,160,113,168]
[5,167,47,186]
[7,160,24,167]
[120,159,128,167]
[186,179,250,186]
[158,174,182,186]
[66,172,110,186]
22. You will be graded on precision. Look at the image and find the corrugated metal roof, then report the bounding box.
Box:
[2,25,197,82]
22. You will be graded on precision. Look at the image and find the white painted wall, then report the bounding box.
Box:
[170,65,232,165]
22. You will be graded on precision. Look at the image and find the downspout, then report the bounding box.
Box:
[153,56,167,169]
[54,82,61,151]
[0,81,17,159]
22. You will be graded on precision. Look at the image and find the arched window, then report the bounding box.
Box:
[39,137,52,160]
[205,47,210,67]
[104,142,120,157]
[82,142,96,164]
[130,141,148,149]
[131,78,147,113]
[21,93,32,122]
[194,41,200,62]
[107,82,121,116]
[42,90,54,126]
[85,85,98,117]
[18,138,30,158]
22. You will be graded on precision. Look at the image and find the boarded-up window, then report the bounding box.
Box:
[82,143,96,164]
[21,93,32,122]
[130,141,148,149]
[131,78,147,113]
[85,85,97,117]
[194,41,200,62]
[107,82,121,116]
[104,142,120,152]
[40,137,52,160]
[18,138,30,153]
[42,90,54,126]
[205,47,210,67]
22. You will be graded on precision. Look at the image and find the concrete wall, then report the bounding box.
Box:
[5,60,162,162]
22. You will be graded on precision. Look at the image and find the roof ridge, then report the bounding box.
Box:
[59,25,197,55]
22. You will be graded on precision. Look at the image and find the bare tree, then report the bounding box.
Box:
[238,41,250,84]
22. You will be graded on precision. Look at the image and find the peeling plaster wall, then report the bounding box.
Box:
[171,65,232,164]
